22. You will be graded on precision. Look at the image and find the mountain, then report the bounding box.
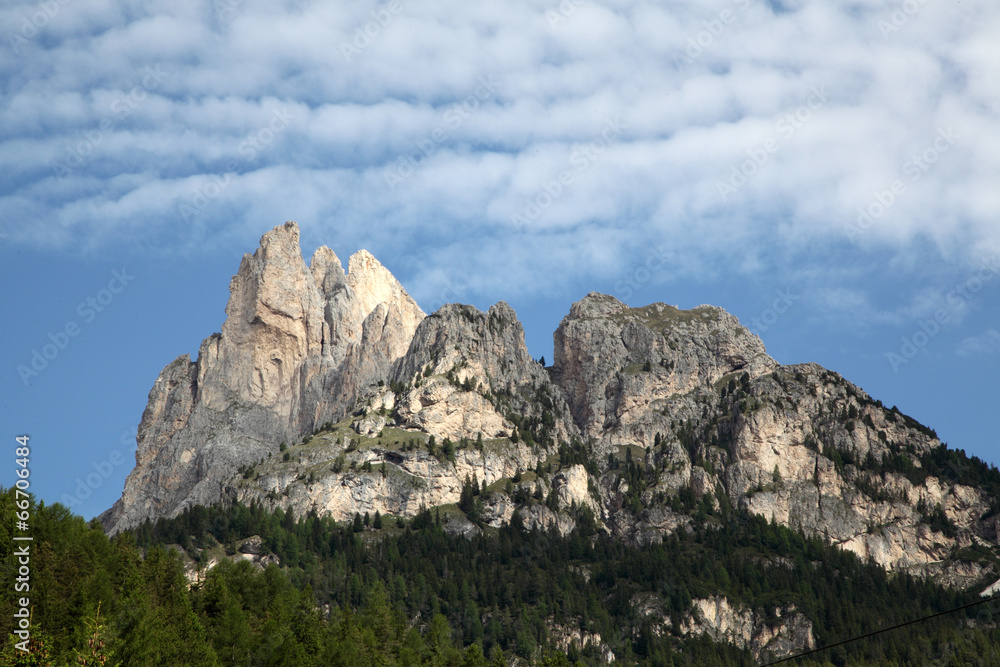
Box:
[101,220,1000,601]
[100,221,424,532]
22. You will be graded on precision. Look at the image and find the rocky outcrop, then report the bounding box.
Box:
[101,222,424,534]
[229,432,544,523]
[683,596,815,661]
[390,302,577,443]
[630,591,814,661]
[544,294,998,576]
[179,535,281,588]
[703,363,996,575]
[552,294,776,441]
[214,299,586,528]
[546,621,613,662]
[553,464,599,515]
[102,226,1000,596]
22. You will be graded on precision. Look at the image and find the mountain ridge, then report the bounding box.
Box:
[101,221,1000,598]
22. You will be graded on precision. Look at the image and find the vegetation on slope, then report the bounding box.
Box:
[3,486,1000,666]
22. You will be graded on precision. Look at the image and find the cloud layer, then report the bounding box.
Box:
[2,0,998,309]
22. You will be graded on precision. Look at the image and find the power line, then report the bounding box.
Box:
[759,594,999,666]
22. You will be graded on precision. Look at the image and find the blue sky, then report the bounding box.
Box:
[1,0,998,520]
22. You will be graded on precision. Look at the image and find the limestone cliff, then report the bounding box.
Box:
[100,222,424,533]
[102,224,1000,605]
[553,293,776,441]
[223,300,578,529]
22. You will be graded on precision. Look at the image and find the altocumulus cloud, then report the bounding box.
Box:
[1,0,999,310]
[957,329,1000,358]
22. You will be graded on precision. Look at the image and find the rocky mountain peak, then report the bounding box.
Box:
[382,300,576,443]
[308,245,346,294]
[102,224,1000,599]
[566,291,631,319]
[345,249,416,315]
[217,221,326,411]
[259,218,300,252]
[100,222,424,534]
[393,301,531,379]
[553,293,776,438]
[347,247,380,274]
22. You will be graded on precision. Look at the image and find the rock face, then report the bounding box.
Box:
[631,592,814,661]
[546,295,999,584]
[553,294,776,441]
[102,223,1000,608]
[390,301,577,443]
[682,596,815,661]
[225,300,576,528]
[100,222,424,534]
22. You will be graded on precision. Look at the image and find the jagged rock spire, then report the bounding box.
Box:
[100,222,424,534]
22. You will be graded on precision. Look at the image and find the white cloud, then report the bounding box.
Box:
[1,0,998,307]
[956,329,1000,358]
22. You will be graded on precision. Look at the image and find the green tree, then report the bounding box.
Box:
[489,646,506,667]
[197,564,252,665]
[72,603,119,667]
[115,546,219,666]
[462,642,487,667]
[1,628,56,666]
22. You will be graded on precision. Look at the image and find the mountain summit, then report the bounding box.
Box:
[100,221,424,533]
[102,221,1000,596]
